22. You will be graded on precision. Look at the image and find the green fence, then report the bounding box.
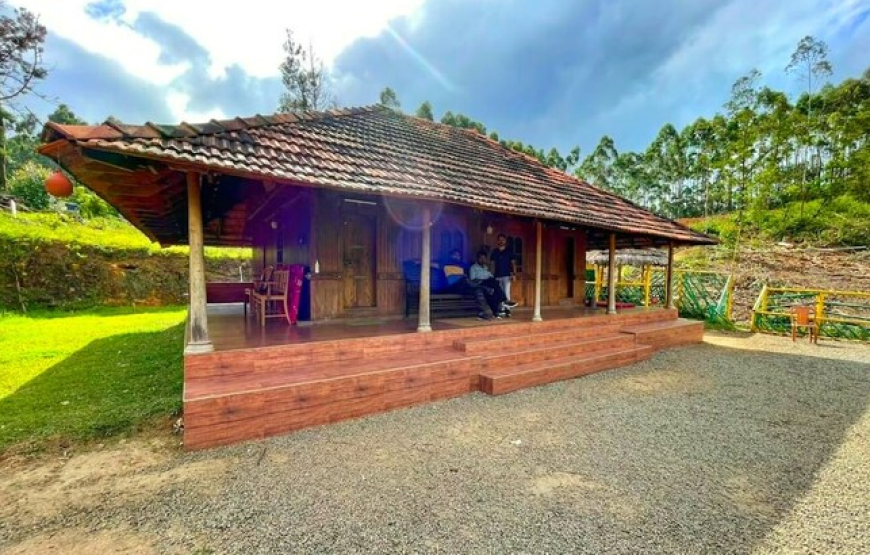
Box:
[587,268,734,325]
[751,286,870,341]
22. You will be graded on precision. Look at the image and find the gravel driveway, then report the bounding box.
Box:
[2,332,869,554]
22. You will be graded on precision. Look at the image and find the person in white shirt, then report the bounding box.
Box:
[469,251,516,317]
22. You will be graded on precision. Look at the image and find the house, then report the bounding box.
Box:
[40,106,715,449]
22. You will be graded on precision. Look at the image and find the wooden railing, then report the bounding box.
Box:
[751,286,870,340]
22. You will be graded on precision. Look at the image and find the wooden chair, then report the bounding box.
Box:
[790,306,818,344]
[250,268,292,327]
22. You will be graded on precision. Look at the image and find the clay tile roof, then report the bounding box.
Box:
[39,105,714,245]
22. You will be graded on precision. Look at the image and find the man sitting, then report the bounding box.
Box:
[442,249,496,320]
[469,251,517,318]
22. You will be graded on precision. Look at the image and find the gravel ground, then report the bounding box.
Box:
[2,332,870,554]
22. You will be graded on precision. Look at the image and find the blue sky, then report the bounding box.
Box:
[16,0,870,155]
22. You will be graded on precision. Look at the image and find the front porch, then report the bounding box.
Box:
[183,305,703,449]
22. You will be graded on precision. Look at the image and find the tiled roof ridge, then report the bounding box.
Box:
[44,105,386,142]
[138,105,385,139]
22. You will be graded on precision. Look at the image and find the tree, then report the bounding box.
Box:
[378,87,401,110]
[786,36,833,118]
[786,36,833,217]
[578,136,619,193]
[415,100,434,121]
[48,103,86,125]
[440,111,486,134]
[277,29,333,112]
[0,2,47,190]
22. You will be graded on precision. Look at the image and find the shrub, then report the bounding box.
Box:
[8,161,51,210]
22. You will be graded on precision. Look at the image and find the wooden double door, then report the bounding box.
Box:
[342,212,376,308]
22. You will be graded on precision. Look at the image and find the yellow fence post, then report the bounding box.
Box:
[751,284,768,333]
[644,265,652,307]
[594,264,602,302]
[816,292,826,335]
[726,275,735,321]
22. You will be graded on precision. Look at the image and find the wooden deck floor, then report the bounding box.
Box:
[184,306,705,449]
[206,303,623,352]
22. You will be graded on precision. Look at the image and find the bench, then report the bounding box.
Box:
[403,260,481,318]
[405,281,482,317]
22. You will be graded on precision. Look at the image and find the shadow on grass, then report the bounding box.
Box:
[0,323,185,453]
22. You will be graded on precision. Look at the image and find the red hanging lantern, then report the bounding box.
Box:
[45,170,74,198]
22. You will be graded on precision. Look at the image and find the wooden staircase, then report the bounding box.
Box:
[183,309,704,449]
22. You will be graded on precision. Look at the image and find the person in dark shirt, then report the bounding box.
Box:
[490,234,518,307]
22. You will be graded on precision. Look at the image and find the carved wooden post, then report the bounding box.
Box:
[666,241,675,310]
[417,205,432,332]
[607,232,617,315]
[185,171,213,354]
[533,220,543,322]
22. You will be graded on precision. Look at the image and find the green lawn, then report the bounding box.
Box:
[0,306,187,452]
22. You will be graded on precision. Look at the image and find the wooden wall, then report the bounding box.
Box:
[249,188,588,321]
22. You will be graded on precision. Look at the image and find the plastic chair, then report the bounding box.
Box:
[790,306,818,344]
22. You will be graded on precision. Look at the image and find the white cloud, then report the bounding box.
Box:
[15,0,426,79]
[13,0,425,121]
[15,0,189,86]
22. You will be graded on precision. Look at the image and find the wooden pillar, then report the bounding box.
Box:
[417,206,432,332]
[665,241,675,310]
[607,232,617,315]
[532,220,543,322]
[185,171,213,354]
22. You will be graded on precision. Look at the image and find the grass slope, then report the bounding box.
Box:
[682,196,870,248]
[0,212,251,261]
[0,306,186,452]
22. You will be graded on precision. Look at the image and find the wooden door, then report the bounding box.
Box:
[565,237,575,298]
[343,213,376,308]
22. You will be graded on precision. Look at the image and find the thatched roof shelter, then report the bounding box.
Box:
[586,249,668,267]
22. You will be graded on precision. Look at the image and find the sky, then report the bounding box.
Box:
[13,0,870,154]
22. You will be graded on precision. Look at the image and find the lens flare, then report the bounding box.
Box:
[385,25,456,93]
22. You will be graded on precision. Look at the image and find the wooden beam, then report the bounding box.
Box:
[417,205,432,332]
[607,232,617,315]
[666,241,675,310]
[533,219,543,322]
[185,171,213,354]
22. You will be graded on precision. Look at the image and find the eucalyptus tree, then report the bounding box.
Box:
[786,36,833,216]
[578,135,620,194]
[415,100,434,121]
[378,87,401,110]
[278,29,334,112]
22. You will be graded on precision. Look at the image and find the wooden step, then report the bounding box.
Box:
[478,334,636,369]
[453,324,622,353]
[185,348,475,400]
[184,348,482,449]
[479,344,653,396]
[619,318,704,350]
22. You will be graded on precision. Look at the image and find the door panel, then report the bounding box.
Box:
[565,237,575,298]
[343,213,376,308]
